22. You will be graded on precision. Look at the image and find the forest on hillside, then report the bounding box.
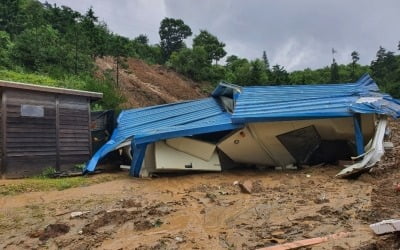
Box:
[1,0,400,110]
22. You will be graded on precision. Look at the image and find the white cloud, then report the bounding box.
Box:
[40,0,400,71]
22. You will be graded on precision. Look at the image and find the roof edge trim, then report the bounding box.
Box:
[0,80,103,99]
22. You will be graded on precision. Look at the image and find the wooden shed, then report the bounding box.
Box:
[0,80,103,178]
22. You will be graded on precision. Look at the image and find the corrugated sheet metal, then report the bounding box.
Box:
[85,98,241,172]
[231,74,400,123]
[85,74,400,174]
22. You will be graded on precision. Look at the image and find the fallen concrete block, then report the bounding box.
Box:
[383,141,394,150]
[70,211,90,219]
[370,219,400,235]
[239,180,253,194]
[257,232,350,250]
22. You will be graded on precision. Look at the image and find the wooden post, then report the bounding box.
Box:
[1,90,7,176]
[87,98,92,156]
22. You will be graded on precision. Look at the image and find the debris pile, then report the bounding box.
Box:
[85,74,400,179]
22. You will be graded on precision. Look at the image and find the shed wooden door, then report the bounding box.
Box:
[4,89,57,177]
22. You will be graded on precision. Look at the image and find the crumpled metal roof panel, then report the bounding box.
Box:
[85,97,241,172]
[231,74,400,123]
[85,74,400,174]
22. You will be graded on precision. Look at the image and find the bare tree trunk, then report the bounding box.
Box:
[116,57,119,87]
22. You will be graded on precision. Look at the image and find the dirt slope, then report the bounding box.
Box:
[96,57,207,109]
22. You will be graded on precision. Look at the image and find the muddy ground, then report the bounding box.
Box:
[0,165,399,250]
[1,121,400,249]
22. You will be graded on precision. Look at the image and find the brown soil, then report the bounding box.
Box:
[95,57,208,109]
[31,223,71,241]
[1,121,400,249]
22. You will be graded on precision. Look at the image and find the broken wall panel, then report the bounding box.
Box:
[217,115,376,168]
[166,137,216,161]
[277,125,320,164]
[154,141,221,172]
[217,127,276,166]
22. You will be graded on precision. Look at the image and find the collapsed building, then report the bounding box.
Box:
[84,74,400,178]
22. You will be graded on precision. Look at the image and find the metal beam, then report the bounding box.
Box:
[130,142,148,177]
[353,114,365,155]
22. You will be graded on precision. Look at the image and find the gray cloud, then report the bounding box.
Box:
[41,0,400,71]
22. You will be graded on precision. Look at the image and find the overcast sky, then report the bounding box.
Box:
[40,0,400,71]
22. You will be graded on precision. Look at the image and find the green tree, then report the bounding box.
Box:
[224,55,251,85]
[43,3,81,34]
[0,0,22,36]
[350,51,360,81]
[168,46,211,81]
[249,59,268,85]
[109,35,130,86]
[226,55,239,65]
[159,17,192,62]
[289,68,320,84]
[262,50,270,70]
[193,30,226,64]
[270,64,289,84]
[62,22,93,75]
[370,46,399,91]
[330,59,340,83]
[134,34,149,45]
[209,64,227,83]
[11,25,62,72]
[80,7,110,59]
[19,0,46,30]
[0,31,12,67]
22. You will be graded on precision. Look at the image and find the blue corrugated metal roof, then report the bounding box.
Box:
[231,74,400,123]
[84,97,241,173]
[85,74,400,175]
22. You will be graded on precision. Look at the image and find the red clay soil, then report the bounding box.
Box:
[95,57,208,109]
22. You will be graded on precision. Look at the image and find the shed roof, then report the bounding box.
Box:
[0,80,103,99]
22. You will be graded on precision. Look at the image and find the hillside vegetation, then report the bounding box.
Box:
[0,0,399,111]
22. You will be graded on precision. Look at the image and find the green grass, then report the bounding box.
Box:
[0,69,124,110]
[0,174,125,196]
[0,69,81,89]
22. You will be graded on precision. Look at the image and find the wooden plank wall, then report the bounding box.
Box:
[58,95,90,171]
[5,89,57,177]
[1,89,92,177]
[0,92,2,174]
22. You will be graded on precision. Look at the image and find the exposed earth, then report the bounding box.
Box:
[1,121,400,250]
[95,57,208,109]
